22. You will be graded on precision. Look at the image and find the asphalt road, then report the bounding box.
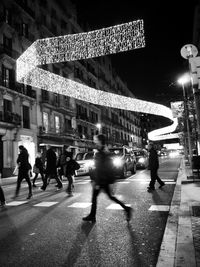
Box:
[0,156,181,267]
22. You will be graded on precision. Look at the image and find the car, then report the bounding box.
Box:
[74,151,95,176]
[133,149,149,169]
[105,146,137,179]
[158,150,167,157]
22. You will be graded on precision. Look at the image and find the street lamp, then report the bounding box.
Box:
[178,74,193,166]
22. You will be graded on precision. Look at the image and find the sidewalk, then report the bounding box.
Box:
[157,158,200,267]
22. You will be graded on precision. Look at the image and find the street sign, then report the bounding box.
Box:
[181,44,198,59]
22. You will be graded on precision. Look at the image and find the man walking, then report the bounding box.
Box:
[82,134,132,223]
[147,142,165,191]
[41,145,63,191]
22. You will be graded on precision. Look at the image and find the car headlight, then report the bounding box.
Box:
[138,157,145,163]
[85,160,95,168]
[113,157,123,167]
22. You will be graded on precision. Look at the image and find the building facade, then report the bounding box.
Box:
[0,0,141,177]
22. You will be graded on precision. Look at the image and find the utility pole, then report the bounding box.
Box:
[178,75,193,166]
[181,44,200,154]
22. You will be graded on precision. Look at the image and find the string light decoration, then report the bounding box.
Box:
[148,118,179,141]
[16,20,178,141]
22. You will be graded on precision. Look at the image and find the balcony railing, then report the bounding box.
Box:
[0,111,21,126]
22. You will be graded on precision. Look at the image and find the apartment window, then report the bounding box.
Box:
[55,115,60,133]
[41,89,49,101]
[23,105,30,129]
[64,118,71,131]
[22,23,29,38]
[4,99,12,113]
[64,96,70,107]
[2,65,12,88]
[3,7,12,24]
[3,34,12,50]
[54,93,59,105]
[43,112,49,132]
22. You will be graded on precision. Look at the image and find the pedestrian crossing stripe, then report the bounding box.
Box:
[129,179,175,182]
[106,204,131,210]
[75,181,90,185]
[6,201,28,206]
[149,205,170,211]
[5,201,171,212]
[68,202,92,208]
[34,201,58,207]
[139,181,176,184]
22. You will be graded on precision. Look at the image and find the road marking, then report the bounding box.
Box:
[68,202,92,208]
[115,194,123,200]
[6,201,28,206]
[34,201,58,207]
[139,181,176,184]
[117,181,130,184]
[149,205,170,211]
[106,204,131,210]
[75,181,90,185]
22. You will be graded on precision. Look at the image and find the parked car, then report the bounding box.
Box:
[74,151,95,176]
[133,149,149,169]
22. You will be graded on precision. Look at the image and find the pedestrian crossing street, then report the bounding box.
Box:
[4,177,175,212]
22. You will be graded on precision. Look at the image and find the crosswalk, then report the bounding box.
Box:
[2,178,176,212]
[5,199,170,212]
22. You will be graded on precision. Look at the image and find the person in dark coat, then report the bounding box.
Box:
[82,134,132,223]
[64,155,80,196]
[32,152,45,187]
[0,170,6,209]
[41,145,62,191]
[57,145,73,181]
[147,142,165,191]
[13,145,32,199]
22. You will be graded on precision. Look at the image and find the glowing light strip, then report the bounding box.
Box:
[16,20,177,141]
[148,118,179,141]
[17,20,145,81]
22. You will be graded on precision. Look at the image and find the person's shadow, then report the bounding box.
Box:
[63,222,101,266]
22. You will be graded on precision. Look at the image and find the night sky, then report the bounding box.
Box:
[72,0,198,105]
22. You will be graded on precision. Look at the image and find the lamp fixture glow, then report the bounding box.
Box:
[16,20,178,141]
[177,73,191,85]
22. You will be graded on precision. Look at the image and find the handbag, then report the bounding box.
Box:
[33,164,39,174]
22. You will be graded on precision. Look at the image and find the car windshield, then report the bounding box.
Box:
[75,153,84,161]
[84,152,94,160]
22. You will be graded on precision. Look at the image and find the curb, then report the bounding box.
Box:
[156,159,182,266]
[157,158,197,267]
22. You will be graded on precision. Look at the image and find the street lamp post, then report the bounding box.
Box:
[178,74,193,166]
[181,44,200,154]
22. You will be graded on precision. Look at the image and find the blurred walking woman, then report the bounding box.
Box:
[32,152,44,187]
[13,145,32,199]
